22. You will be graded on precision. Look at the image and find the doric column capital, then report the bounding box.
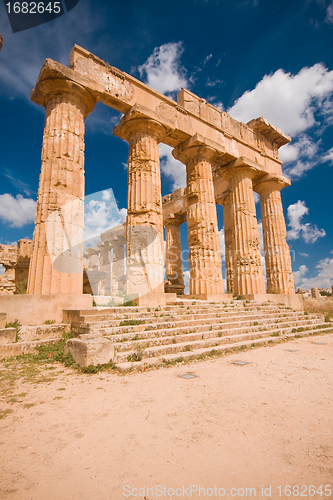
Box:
[216,191,231,206]
[253,173,291,194]
[31,77,96,117]
[113,109,166,144]
[85,247,100,256]
[172,133,225,165]
[219,156,263,182]
[164,214,186,226]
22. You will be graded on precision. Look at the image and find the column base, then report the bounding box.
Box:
[182,294,232,302]
[164,283,185,295]
[128,292,177,307]
[242,293,303,310]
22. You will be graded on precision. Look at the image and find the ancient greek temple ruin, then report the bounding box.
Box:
[26,44,296,307]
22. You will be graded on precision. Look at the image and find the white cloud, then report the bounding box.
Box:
[325,1,333,23]
[287,200,326,243]
[228,64,333,136]
[296,258,333,289]
[84,189,122,243]
[119,208,127,223]
[138,42,187,96]
[299,252,309,257]
[293,265,309,286]
[159,143,186,190]
[0,194,36,227]
[279,134,319,164]
[183,270,190,295]
[218,229,225,260]
[322,147,333,165]
[280,134,322,179]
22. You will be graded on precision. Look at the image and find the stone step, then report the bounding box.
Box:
[100,317,324,347]
[116,325,333,371]
[0,338,61,358]
[79,311,318,335]
[81,306,305,324]
[114,322,329,363]
[72,301,294,321]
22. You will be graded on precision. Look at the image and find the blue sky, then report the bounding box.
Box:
[0,0,333,290]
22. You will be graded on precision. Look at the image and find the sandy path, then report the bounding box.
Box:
[0,334,332,500]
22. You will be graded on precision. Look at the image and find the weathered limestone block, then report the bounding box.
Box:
[0,312,7,329]
[66,337,116,367]
[15,239,33,286]
[0,243,17,294]
[0,328,16,345]
[219,158,265,295]
[114,111,166,298]
[311,287,321,299]
[28,77,96,295]
[173,136,224,295]
[165,215,185,294]
[255,175,295,295]
[19,324,71,342]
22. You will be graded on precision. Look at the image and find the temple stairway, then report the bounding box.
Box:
[68,299,333,370]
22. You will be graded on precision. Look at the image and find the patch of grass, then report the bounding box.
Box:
[15,278,27,295]
[81,360,117,374]
[23,403,35,409]
[126,343,147,362]
[44,319,56,325]
[182,345,192,352]
[209,326,213,331]
[5,319,21,342]
[271,332,280,337]
[254,322,259,326]
[0,409,13,419]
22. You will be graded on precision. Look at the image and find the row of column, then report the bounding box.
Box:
[27,73,295,298]
[83,241,126,296]
[165,167,295,296]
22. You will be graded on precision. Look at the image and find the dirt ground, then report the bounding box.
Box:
[0,334,332,500]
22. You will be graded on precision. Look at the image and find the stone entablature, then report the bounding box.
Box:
[0,240,33,294]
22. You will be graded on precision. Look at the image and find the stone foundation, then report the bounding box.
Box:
[0,294,93,325]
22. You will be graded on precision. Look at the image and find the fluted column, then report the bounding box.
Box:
[98,242,111,295]
[27,79,95,294]
[111,241,126,295]
[254,175,295,294]
[165,215,185,294]
[220,160,265,295]
[173,140,223,295]
[222,196,234,294]
[114,115,165,298]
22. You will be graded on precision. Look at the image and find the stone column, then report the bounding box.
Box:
[254,175,295,295]
[111,241,126,295]
[220,159,265,295]
[173,137,224,295]
[114,115,165,299]
[27,79,95,294]
[222,196,234,294]
[98,242,111,295]
[165,215,185,294]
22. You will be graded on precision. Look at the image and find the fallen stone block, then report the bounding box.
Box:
[0,328,16,345]
[65,337,116,367]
